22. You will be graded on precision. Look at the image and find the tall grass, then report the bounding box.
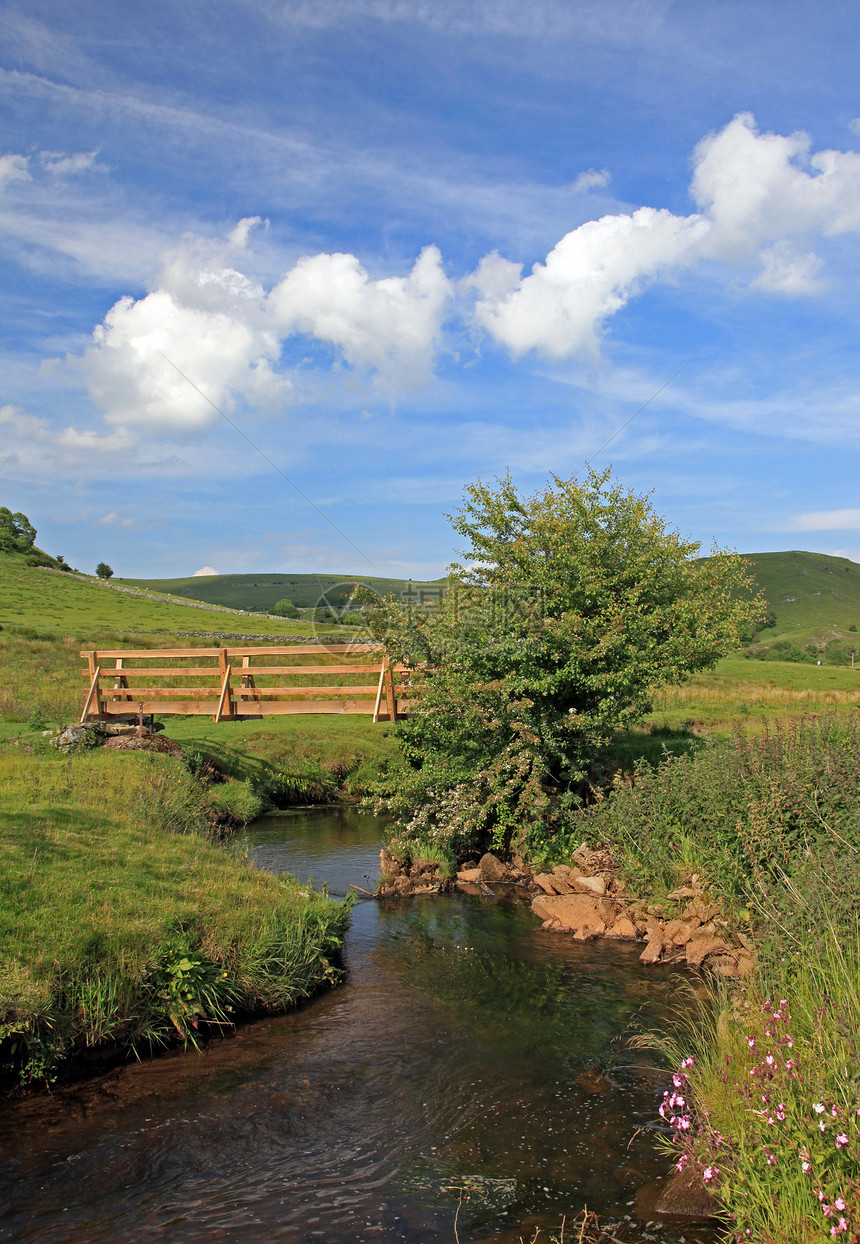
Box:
[578,717,860,908]
[601,720,860,1240]
[0,747,348,1084]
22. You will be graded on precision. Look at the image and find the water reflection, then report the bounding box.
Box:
[0,809,719,1243]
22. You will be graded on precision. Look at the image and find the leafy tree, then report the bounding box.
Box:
[95,562,114,580]
[0,507,36,553]
[372,469,767,857]
[270,598,299,618]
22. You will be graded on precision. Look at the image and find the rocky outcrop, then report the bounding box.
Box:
[528,861,755,978]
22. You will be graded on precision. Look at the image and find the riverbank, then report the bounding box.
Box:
[0,743,350,1088]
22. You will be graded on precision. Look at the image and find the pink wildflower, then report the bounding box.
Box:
[814,1103,826,1114]
[702,1165,718,1184]
[776,1104,786,1121]
[836,1133,849,1149]
[835,1197,846,1211]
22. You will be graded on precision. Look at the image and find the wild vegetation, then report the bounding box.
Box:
[370,469,765,862]
[589,719,860,1241]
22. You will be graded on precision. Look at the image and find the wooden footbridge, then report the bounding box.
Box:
[80,643,413,723]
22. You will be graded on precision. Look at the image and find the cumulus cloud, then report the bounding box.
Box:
[192,565,218,576]
[471,112,860,359]
[471,208,707,358]
[70,113,860,429]
[76,231,452,431]
[269,244,451,380]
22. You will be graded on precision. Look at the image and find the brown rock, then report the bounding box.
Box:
[456,867,482,883]
[654,1166,720,1219]
[552,864,574,878]
[686,935,731,967]
[664,918,698,946]
[607,915,637,939]
[533,872,559,895]
[640,938,664,964]
[479,852,507,882]
[531,894,608,939]
[379,848,402,877]
[550,875,574,894]
[710,955,740,977]
[667,885,697,901]
[573,874,606,897]
[734,952,756,978]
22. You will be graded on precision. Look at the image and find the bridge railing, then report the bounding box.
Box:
[80,644,415,723]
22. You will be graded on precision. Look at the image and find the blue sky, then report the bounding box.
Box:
[3,0,860,579]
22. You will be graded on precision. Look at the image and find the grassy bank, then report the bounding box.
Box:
[0,744,349,1086]
[570,718,860,1241]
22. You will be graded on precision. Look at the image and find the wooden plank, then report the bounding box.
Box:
[222,663,383,675]
[216,685,378,698]
[81,648,224,659]
[224,644,381,657]
[104,687,222,697]
[214,653,232,723]
[82,667,224,678]
[101,701,214,716]
[372,658,387,723]
[384,659,397,723]
[79,666,102,722]
[232,700,391,716]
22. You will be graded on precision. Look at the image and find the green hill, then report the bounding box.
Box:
[741,550,860,646]
[0,552,336,638]
[119,571,445,612]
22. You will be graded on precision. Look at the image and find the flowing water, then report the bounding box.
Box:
[0,810,720,1244]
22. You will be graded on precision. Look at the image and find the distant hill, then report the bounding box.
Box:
[122,551,860,648]
[119,572,446,612]
[740,550,860,645]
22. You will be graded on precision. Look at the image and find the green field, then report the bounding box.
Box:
[0,552,349,639]
[118,570,445,613]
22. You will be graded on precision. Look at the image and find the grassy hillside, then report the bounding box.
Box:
[119,571,445,612]
[0,552,341,638]
[125,551,860,644]
[742,549,860,645]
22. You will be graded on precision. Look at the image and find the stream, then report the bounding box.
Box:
[0,809,720,1243]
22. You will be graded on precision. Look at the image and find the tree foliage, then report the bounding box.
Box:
[95,562,114,580]
[270,598,299,618]
[371,469,767,856]
[0,507,36,554]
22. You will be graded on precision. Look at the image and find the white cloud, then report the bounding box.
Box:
[97,511,136,528]
[790,509,860,532]
[38,149,106,176]
[691,112,860,258]
[470,113,860,360]
[0,153,30,191]
[471,208,707,358]
[192,565,218,576]
[750,241,824,295]
[75,231,452,431]
[269,244,451,383]
[571,168,611,194]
